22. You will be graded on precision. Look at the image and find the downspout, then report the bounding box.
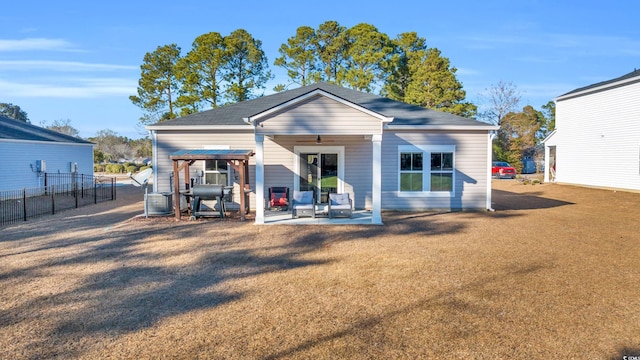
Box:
[486,131,496,211]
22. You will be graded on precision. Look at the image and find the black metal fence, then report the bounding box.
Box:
[0,173,117,227]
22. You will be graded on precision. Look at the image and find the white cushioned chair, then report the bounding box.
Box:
[292,190,315,218]
[328,193,352,218]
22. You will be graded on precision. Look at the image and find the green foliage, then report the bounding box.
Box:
[222,29,272,103]
[538,100,556,142]
[342,23,393,92]
[272,84,286,92]
[88,129,131,161]
[130,44,182,125]
[94,164,105,172]
[126,165,137,173]
[403,47,476,117]
[176,32,226,111]
[382,32,426,102]
[0,103,29,122]
[94,149,106,164]
[130,137,152,158]
[105,164,125,174]
[381,33,476,116]
[495,105,545,171]
[132,22,479,128]
[139,165,152,171]
[315,20,348,84]
[275,26,320,86]
[274,24,475,114]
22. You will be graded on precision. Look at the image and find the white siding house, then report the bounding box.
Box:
[544,70,640,191]
[0,116,94,192]
[147,83,498,224]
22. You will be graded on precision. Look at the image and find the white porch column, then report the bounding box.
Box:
[255,134,265,224]
[544,144,551,183]
[372,134,382,224]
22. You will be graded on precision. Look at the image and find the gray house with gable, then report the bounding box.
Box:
[147,83,498,224]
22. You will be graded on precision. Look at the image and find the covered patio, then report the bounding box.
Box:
[264,209,374,225]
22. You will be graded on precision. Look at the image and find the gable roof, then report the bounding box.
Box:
[0,115,93,144]
[556,69,640,101]
[147,83,496,131]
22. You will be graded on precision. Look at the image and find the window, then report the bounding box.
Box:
[398,145,455,196]
[204,160,228,185]
[430,152,453,191]
[400,152,423,191]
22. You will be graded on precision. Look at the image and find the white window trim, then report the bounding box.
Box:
[203,145,231,186]
[397,145,456,198]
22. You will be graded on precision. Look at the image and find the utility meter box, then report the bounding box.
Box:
[36,160,46,173]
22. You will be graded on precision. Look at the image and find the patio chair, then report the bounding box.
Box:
[328,193,352,218]
[291,190,315,218]
[269,186,289,210]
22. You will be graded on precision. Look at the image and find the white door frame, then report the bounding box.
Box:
[293,146,345,194]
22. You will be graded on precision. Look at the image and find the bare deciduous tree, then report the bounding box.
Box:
[478,81,521,125]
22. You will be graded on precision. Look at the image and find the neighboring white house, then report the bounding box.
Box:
[147,83,499,224]
[544,69,640,191]
[0,115,94,192]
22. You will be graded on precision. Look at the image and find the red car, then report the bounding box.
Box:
[492,161,517,179]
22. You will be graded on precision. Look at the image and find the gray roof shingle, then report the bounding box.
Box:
[0,115,93,144]
[558,69,640,99]
[149,83,492,129]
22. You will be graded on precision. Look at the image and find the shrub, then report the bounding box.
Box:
[94,164,105,172]
[106,164,125,174]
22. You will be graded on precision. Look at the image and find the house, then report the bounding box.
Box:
[0,115,94,192]
[146,83,498,224]
[544,69,640,191]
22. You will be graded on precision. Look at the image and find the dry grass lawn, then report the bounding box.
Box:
[1,180,639,359]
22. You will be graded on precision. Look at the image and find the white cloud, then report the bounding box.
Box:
[463,32,640,58]
[0,60,137,72]
[454,67,481,76]
[0,38,77,52]
[0,78,137,98]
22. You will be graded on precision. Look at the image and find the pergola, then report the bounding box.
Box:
[169,149,254,221]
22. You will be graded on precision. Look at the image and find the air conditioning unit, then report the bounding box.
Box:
[145,192,173,215]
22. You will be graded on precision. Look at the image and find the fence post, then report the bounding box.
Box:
[74,181,78,208]
[94,180,98,204]
[51,185,55,215]
[23,188,27,222]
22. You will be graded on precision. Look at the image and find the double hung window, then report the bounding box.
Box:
[398,145,455,195]
[204,160,228,185]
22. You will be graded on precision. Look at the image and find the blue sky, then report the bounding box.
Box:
[1,0,638,139]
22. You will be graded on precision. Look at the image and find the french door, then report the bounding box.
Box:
[295,146,344,204]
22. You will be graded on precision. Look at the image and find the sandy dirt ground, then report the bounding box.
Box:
[1,179,639,359]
